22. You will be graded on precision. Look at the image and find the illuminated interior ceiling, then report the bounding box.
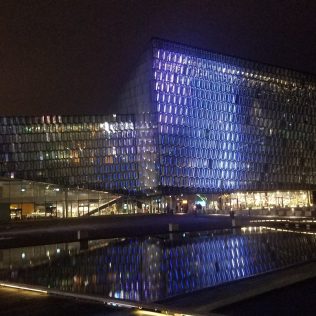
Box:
[227,191,311,209]
[0,177,120,219]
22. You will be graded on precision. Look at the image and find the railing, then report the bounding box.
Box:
[83,197,122,216]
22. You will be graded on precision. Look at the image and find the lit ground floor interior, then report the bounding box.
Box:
[165,190,315,217]
[0,177,315,221]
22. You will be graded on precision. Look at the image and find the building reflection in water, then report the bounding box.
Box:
[0,228,316,303]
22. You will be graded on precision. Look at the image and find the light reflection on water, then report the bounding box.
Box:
[0,227,316,303]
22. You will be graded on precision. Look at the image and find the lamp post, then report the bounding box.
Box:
[122,186,130,214]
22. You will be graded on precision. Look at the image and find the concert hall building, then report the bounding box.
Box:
[1,39,316,219]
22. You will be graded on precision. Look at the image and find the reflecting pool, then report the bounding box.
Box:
[0,227,316,303]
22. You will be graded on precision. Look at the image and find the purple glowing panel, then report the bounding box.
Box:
[152,39,316,193]
[153,47,245,191]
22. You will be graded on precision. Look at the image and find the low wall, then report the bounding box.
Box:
[207,207,316,217]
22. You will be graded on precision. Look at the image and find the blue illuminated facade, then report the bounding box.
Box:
[1,39,316,199]
[152,39,316,194]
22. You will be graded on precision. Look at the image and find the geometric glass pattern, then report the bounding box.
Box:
[1,39,316,195]
[0,114,154,193]
[152,39,316,194]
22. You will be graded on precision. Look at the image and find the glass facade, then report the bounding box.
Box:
[0,177,120,219]
[0,114,155,193]
[153,39,316,194]
[1,39,316,199]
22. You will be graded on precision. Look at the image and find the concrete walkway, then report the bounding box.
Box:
[159,262,316,315]
[1,214,316,249]
[0,286,131,316]
[0,214,235,248]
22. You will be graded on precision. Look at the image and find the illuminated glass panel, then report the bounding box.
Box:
[0,115,144,192]
[152,39,316,193]
[1,39,316,195]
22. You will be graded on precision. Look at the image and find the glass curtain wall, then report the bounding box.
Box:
[0,39,316,199]
[152,39,316,194]
[0,178,120,219]
[0,115,141,193]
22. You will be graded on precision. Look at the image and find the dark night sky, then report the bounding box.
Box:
[0,0,315,116]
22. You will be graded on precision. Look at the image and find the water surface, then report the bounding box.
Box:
[0,227,315,303]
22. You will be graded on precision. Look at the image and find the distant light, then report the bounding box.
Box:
[21,252,26,259]
[100,122,110,133]
[56,248,60,254]
[21,188,26,192]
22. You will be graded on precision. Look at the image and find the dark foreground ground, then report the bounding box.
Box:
[215,276,316,315]
[158,261,316,315]
[0,286,130,316]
